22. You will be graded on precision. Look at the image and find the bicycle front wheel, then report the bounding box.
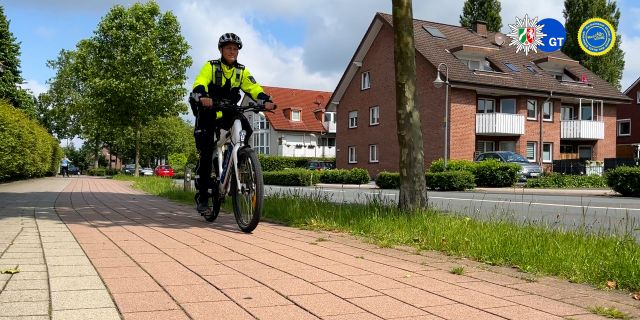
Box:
[231,148,263,233]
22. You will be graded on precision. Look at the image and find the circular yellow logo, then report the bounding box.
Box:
[578,18,616,56]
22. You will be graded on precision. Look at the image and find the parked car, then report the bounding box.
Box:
[67,164,81,176]
[307,160,335,171]
[140,167,154,176]
[154,165,174,177]
[474,151,542,181]
[122,164,136,175]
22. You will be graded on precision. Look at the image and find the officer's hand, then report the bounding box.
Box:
[201,97,213,107]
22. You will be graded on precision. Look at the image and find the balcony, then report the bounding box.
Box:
[561,120,604,140]
[323,120,337,133]
[476,113,524,136]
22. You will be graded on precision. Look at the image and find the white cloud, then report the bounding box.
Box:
[620,34,640,91]
[19,79,48,96]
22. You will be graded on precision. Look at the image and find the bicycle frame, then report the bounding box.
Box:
[215,118,245,196]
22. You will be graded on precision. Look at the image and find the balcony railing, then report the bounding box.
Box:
[323,121,337,133]
[561,120,604,140]
[475,113,524,136]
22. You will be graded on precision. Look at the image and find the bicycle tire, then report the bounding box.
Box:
[203,157,221,222]
[231,148,263,233]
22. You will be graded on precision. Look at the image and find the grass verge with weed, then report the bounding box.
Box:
[588,306,631,319]
[114,175,640,292]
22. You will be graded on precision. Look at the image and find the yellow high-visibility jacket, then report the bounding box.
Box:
[192,59,265,102]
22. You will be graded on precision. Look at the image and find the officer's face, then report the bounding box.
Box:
[220,43,239,64]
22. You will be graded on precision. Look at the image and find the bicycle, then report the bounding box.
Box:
[199,100,276,233]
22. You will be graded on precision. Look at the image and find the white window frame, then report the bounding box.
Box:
[542,143,553,163]
[617,119,631,136]
[369,106,379,125]
[369,144,379,163]
[527,99,537,120]
[477,98,496,113]
[361,72,370,90]
[291,110,301,122]
[500,98,517,114]
[637,91,640,104]
[543,101,553,121]
[561,106,574,120]
[526,141,537,162]
[253,132,270,155]
[348,111,358,128]
[348,146,357,163]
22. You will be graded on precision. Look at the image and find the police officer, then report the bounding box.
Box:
[190,32,271,214]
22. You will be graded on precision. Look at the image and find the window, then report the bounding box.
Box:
[561,106,575,120]
[501,99,516,114]
[543,101,553,121]
[369,145,379,163]
[477,98,495,113]
[423,25,447,39]
[526,142,537,162]
[253,132,270,154]
[526,65,538,74]
[499,141,516,152]
[543,143,552,163]
[527,99,537,120]
[361,72,370,90]
[580,104,593,121]
[637,91,640,104]
[463,59,493,71]
[618,119,631,136]
[369,106,379,125]
[348,146,357,163]
[291,110,301,122]
[475,141,495,154]
[505,63,519,72]
[252,113,270,130]
[348,111,358,128]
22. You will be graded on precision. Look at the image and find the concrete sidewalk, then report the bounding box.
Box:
[1,177,638,319]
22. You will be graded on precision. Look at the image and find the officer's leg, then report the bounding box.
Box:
[240,116,253,145]
[194,111,215,212]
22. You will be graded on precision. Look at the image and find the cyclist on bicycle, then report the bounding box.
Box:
[189,32,271,214]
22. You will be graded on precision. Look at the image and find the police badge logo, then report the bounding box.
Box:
[506,14,547,55]
[248,76,257,84]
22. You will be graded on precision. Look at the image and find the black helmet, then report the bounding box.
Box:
[218,33,242,50]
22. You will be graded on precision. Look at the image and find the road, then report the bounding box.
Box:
[264,185,640,239]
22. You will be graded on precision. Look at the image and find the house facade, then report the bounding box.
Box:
[240,86,336,158]
[617,76,640,158]
[329,13,630,177]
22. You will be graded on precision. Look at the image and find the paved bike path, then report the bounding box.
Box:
[1,177,638,319]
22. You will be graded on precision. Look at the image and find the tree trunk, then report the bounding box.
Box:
[392,0,428,211]
[135,124,141,177]
[93,142,100,169]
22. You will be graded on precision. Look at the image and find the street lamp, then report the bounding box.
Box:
[433,63,449,168]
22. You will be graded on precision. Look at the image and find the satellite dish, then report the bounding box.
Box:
[494,33,506,46]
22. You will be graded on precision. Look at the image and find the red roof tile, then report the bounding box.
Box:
[260,86,332,133]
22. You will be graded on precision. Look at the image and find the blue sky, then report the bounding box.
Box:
[4,0,640,98]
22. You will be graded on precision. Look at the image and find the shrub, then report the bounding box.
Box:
[0,100,61,181]
[263,169,320,186]
[426,171,475,191]
[87,168,107,176]
[319,168,370,184]
[474,160,520,187]
[525,173,607,189]
[376,171,400,189]
[606,166,640,197]
[429,158,477,173]
[258,155,335,172]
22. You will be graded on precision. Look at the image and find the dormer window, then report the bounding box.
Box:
[461,59,493,71]
[291,110,301,121]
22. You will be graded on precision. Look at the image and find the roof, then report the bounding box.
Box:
[260,86,332,133]
[624,76,640,96]
[330,13,631,106]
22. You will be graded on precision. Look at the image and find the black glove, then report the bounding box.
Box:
[256,92,272,104]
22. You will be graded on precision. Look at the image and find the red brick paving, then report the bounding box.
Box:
[45,177,640,319]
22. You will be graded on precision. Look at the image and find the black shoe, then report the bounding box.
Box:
[197,201,209,214]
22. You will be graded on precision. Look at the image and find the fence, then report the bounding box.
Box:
[604,158,640,171]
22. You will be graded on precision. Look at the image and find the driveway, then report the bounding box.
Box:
[1,177,639,319]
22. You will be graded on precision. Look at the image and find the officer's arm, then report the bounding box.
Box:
[240,68,266,101]
[192,62,213,95]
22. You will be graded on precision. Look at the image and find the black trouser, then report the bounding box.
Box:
[194,107,253,205]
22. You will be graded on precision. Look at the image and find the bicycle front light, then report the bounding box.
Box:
[239,130,246,143]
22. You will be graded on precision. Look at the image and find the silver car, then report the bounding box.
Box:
[474,151,543,181]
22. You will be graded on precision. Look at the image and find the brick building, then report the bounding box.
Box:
[329,13,631,177]
[617,76,640,158]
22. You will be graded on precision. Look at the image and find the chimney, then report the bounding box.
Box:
[472,20,488,37]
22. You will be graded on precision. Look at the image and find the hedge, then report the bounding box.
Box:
[87,168,119,176]
[525,173,607,189]
[375,171,400,189]
[258,155,335,172]
[474,160,520,187]
[426,171,476,191]
[606,166,640,197]
[429,158,477,173]
[0,100,62,181]
[319,168,370,184]
[263,169,320,186]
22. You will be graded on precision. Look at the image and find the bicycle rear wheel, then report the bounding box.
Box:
[231,148,263,233]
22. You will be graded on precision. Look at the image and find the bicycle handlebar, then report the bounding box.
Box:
[211,100,277,114]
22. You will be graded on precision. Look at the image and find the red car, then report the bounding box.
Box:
[154,165,174,177]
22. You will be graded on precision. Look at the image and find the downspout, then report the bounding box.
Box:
[540,91,553,169]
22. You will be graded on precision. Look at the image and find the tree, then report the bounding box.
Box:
[392,0,428,211]
[82,1,191,176]
[459,0,502,32]
[563,0,625,90]
[139,115,194,165]
[0,5,35,115]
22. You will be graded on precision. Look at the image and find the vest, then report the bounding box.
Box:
[207,59,245,102]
